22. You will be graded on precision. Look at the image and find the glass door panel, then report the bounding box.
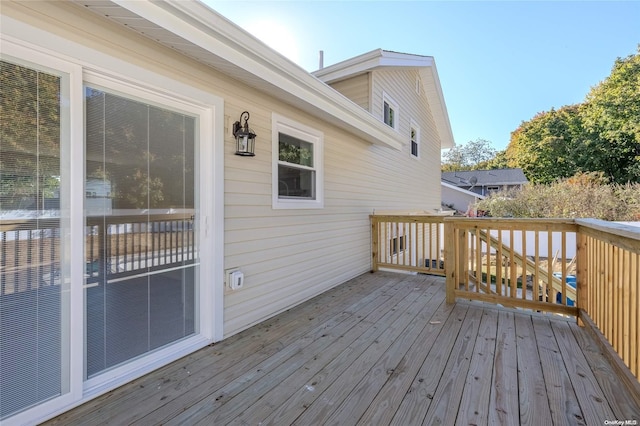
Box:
[85,87,198,378]
[0,59,69,419]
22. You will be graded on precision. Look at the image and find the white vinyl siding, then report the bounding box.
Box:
[326,73,370,110]
[371,68,441,193]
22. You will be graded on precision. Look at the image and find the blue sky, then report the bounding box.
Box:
[207,1,639,151]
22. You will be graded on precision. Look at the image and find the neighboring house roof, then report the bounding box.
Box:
[312,49,455,150]
[72,1,437,151]
[441,169,528,187]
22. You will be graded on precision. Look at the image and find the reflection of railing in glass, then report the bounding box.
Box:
[0,218,61,296]
[85,213,196,285]
[0,214,196,295]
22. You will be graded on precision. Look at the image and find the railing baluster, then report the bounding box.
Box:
[634,251,639,376]
[521,230,527,301]
[496,229,502,297]
[606,241,613,343]
[630,250,639,376]
[462,228,469,291]
[600,239,606,332]
[617,244,623,357]
[534,231,539,302]
[475,228,481,293]
[622,250,630,367]
[561,231,567,306]
[547,231,553,305]
[509,229,516,298]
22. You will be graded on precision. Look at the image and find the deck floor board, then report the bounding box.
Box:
[43,271,640,426]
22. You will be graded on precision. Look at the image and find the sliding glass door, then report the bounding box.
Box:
[0,59,70,419]
[84,86,199,378]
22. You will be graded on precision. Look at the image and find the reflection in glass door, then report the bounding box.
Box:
[84,87,198,378]
[0,59,70,419]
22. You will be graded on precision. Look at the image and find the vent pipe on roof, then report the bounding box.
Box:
[319,50,324,69]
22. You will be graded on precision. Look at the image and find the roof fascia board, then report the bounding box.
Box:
[441,181,486,199]
[419,66,455,149]
[313,49,383,82]
[111,1,403,150]
[313,49,436,82]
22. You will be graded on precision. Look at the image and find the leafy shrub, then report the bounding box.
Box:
[477,172,640,220]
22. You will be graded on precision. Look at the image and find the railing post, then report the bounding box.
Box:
[371,215,379,272]
[444,219,455,304]
[576,231,588,326]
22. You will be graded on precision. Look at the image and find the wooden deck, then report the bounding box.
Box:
[45,271,640,425]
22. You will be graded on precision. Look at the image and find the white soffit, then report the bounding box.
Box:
[72,0,404,150]
[314,49,455,150]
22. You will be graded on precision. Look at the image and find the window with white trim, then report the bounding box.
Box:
[272,113,323,209]
[410,124,420,158]
[382,92,399,130]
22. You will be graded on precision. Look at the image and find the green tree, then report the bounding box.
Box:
[441,138,497,171]
[505,105,583,184]
[504,46,640,184]
[479,149,509,170]
[580,46,640,184]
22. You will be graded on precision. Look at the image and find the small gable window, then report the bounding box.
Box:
[382,92,399,130]
[410,124,420,158]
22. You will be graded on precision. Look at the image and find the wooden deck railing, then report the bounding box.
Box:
[371,215,640,382]
[443,218,579,316]
[370,214,447,276]
[574,219,640,381]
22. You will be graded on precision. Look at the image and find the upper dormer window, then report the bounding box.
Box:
[410,124,420,158]
[382,92,399,130]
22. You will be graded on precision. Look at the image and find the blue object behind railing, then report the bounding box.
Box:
[553,273,576,306]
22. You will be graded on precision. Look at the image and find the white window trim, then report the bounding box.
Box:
[382,91,399,131]
[410,121,421,159]
[272,113,324,209]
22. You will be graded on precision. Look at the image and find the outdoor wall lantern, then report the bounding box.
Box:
[233,111,257,156]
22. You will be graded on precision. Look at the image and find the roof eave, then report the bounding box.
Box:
[103,0,404,150]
